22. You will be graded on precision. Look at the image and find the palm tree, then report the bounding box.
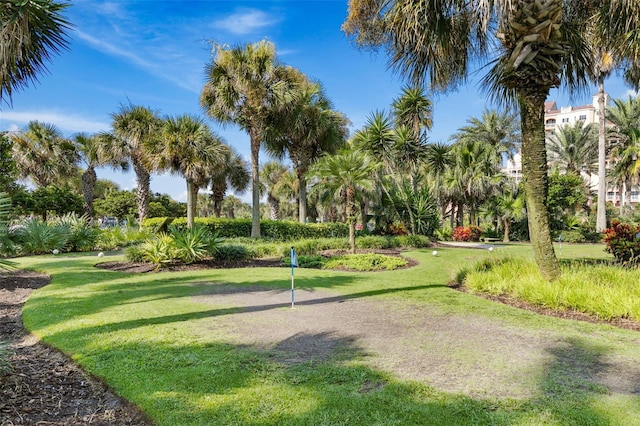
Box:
[9,121,77,187]
[209,146,249,218]
[451,109,520,164]
[201,40,295,238]
[74,133,128,218]
[391,85,433,140]
[101,104,161,225]
[1,0,70,103]
[260,161,288,220]
[310,149,379,253]
[606,96,640,213]
[148,115,227,227]
[546,121,598,176]
[343,0,640,280]
[265,79,348,223]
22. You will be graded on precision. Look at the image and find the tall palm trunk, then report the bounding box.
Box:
[211,181,225,218]
[347,186,356,254]
[298,171,307,223]
[267,194,280,220]
[186,179,197,228]
[596,77,607,232]
[81,166,96,217]
[503,220,511,243]
[132,157,150,227]
[250,129,261,238]
[518,92,561,281]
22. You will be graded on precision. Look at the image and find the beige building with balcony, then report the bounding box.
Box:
[503,93,638,208]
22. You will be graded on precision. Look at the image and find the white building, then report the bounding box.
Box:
[503,93,638,207]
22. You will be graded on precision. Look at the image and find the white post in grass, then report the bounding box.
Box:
[290,246,298,308]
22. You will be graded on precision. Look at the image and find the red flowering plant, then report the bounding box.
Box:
[603,220,640,264]
[452,225,482,242]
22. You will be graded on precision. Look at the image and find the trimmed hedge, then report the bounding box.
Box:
[142,217,349,240]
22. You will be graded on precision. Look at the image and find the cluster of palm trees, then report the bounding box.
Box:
[343,0,640,280]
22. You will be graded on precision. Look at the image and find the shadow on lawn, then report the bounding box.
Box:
[58,331,640,425]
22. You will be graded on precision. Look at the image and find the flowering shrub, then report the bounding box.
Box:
[603,220,640,263]
[452,225,482,242]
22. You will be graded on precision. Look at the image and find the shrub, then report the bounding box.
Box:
[214,244,250,262]
[603,220,640,263]
[394,235,431,248]
[10,219,69,255]
[51,214,100,252]
[433,227,452,241]
[323,253,408,271]
[169,224,214,264]
[97,226,150,251]
[452,225,482,242]
[355,235,393,249]
[558,230,585,244]
[135,235,175,268]
[283,255,325,268]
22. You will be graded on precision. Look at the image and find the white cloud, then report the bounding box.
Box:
[212,9,280,35]
[74,30,201,94]
[1,110,109,134]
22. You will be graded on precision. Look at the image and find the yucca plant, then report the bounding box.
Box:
[97,226,150,251]
[137,235,175,268]
[169,224,210,264]
[51,213,100,252]
[10,219,69,255]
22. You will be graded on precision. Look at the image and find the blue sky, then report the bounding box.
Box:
[0,0,636,203]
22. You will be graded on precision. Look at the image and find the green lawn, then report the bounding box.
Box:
[16,243,640,425]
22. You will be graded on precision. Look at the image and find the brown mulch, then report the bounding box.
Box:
[0,270,153,426]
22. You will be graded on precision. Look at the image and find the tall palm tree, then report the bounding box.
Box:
[1,0,70,103]
[343,0,640,280]
[74,133,128,218]
[260,161,288,220]
[546,121,598,176]
[391,85,433,140]
[101,104,161,225]
[209,146,249,218]
[310,149,379,253]
[9,121,77,187]
[266,78,348,223]
[148,114,227,227]
[451,109,521,164]
[201,40,295,238]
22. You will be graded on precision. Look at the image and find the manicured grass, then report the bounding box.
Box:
[15,243,640,425]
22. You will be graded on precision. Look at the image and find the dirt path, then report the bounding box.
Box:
[194,285,640,399]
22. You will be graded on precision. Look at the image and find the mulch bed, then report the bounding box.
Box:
[0,270,153,425]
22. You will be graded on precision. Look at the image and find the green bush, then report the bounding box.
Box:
[283,255,326,268]
[214,244,250,262]
[322,253,408,271]
[124,245,145,262]
[355,235,394,249]
[10,219,69,255]
[132,235,176,268]
[97,226,150,251]
[142,217,349,240]
[169,224,216,264]
[558,230,586,243]
[51,214,100,252]
[394,235,431,248]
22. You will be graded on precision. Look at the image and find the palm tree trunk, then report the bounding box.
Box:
[211,184,224,218]
[503,220,511,243]
[347,186,356,254]
[132,157,150,227]
[596,77,607,232]
[81,166,97,218]
[250,130,261,238]
[267,194,280,220]
[298,172,307,224]
[186,179,197,228]
[518,93,561,281]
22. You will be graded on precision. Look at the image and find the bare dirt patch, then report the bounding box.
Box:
[192,285,640,399]
[0,270,152,425]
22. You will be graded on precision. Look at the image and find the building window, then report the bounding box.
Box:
[562,117,569,123]
[579,114,587,121]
